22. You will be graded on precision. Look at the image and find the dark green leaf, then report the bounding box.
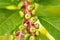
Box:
[38,16,60,40]
[35,0,60,5]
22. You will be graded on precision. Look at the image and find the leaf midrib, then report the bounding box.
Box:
[40,17,60,32]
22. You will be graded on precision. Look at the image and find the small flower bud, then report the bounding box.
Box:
[25,13,31,19]
[34,3,39,10]
[18,1,24,9]
[28,4,35,11]
[24,23,28,28]
[13,31,19,36]
[29,36,35,40]
[30,27,36,33]
[19,11,24,18]
[36,29,40,35]
[30,16,38,23]
[24,23,27,27]
[19,25,25,30]
[25,33,30,39]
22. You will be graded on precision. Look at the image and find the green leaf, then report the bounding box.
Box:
[35,0,60,5]
[0,0,19,8]
[0,9,23,35]
[38,16,60,40]
[36,5,60,17]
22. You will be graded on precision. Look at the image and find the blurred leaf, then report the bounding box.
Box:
[0,0,19,8]
[38,16,60,40]
[36,5,60,17]
[0,9,22,35]
[35,0,60,5]
[0,36,9,40]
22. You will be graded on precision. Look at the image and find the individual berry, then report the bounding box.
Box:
[32,10,35,15]
[30,27,36,33]
[18,1,24,9]
[24,33,30,39]
[19,11,24,18]
[29,36,35,40]
[36,29,40,35]
[25,13,31,19]
[24,1,28,8]
[19,25,25,30]
[34,3,39,10]
[24,23,27,28]
[28,4,35,11]
[35,24,39,29]
[30,16,38,23]
[32,32,36,36]
[13,31,19,36]
[29,11,32,15]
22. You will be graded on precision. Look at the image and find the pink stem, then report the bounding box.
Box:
[18,31,23,40]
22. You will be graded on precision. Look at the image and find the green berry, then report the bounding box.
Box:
[25,33,30,39]
[19,25,25,30]
[35,24,39,29]
[32,10,35,15]
[28,4,35,11]
[30,27,36,33]
[18,1,24,9]
[24,23,27,28]
[29,36,35,40]
[30,16,38,23]
[36,30,40,35]
[36,29,40,35]
[19,11,24,18]
[25,13,31,19]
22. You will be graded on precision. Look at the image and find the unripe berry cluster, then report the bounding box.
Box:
[10,0,40,40]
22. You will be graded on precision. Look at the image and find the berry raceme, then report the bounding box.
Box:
[10,0,41,40]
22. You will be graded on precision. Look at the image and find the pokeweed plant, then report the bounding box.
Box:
[0,0,60,40]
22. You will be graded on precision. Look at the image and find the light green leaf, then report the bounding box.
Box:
[0,0,19,8]
[0,9,22,35]
[38,16,60,40]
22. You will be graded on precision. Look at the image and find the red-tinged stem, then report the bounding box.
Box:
[18,31,23,40]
